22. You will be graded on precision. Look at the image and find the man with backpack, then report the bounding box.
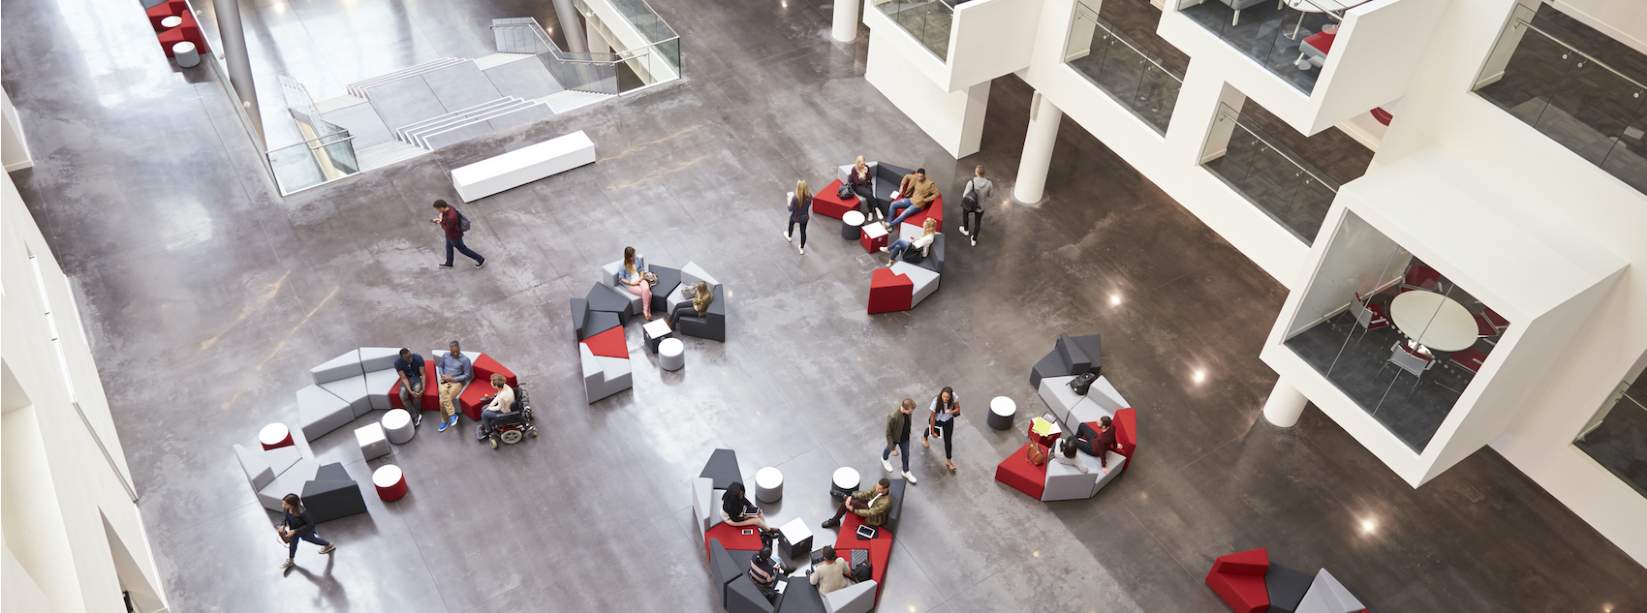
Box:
[431,199,486,268]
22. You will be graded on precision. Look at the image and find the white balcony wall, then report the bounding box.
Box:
[945,0,1043,90]
[1019,0,1310,283]
[1159,0,1449,135]
[1,170,171,612]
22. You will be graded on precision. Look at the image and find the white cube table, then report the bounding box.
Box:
[354,423,390,461]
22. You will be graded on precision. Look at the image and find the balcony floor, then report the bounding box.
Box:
[1181,0,1336,94]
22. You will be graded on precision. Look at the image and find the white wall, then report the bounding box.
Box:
[1020,0,1310,283]
[2,88,33,172]
[1549,0,1647,54]
[865,28,991,158]
[945,0,1043,91]
[1309,0,1451,134]
[1,170,171,612]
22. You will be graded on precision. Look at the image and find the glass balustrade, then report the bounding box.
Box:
[266,132,359,196]
[1475,5,1647,194]
[1202,104,1337,242]
[872,0,958,60]
[1064,1,1184,133]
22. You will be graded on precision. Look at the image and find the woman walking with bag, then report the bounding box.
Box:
[277,494,335,571]
[920,386,961,472]
[784,179,812,255]
[957,165,993,247]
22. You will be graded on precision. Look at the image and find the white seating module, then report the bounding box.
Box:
[450,130,596,202]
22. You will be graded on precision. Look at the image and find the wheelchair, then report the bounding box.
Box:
[476,384,539,449]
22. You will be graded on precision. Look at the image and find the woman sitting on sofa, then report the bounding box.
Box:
[881,218,938,265]
[668,281,713,330]
[617,246,654,320]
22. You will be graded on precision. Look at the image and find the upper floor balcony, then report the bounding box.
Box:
[1160,0,1449,135]
[865,0,1041,92]
[1472,2,1647,195]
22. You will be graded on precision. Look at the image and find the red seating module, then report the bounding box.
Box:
[902,195,944,232]
[812,179,859,220]
[867,268,913,314]
[582,326,628,359]
[473,354,519,386]
[1206,548,1270,613]
[704,522,765,559]
[993,443,1050,500]
[834,513,894,599]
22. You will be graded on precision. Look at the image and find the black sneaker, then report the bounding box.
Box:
[820,518,839,529]
[475,259,486,268]
[439,263,453,268]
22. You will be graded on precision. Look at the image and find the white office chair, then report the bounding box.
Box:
[1383,342,1434,389]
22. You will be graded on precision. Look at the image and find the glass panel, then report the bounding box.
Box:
[267,142,326,195]
[1175,0,1345,94]
[1063,2,1184,133]
[1283,213,1509,452]
[1474,6,1647,194]
[1201,104,1336,243]
[872,0,957,60]
[1576,358,1647,499]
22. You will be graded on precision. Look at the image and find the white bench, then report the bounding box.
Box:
[450,130,596,202]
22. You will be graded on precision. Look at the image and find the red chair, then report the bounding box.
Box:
[1206,548,1270,613]
[1450,346,1488,375]
[811,179,858,220]
[1481,307,1509,334]
[1401,261,1443,293]
[867,268,913,314]
[1352,291,1389,336]
[993,443,1050,500]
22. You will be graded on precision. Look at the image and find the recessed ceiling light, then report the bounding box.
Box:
[1192,369,1207,384]
[1109,293,1122,306]
[1359,518,1378,535]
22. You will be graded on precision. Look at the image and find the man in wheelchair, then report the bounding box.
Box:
[474,373,535,447]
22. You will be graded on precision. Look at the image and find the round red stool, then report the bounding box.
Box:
[373,465,408,502]
[258,423,294,450]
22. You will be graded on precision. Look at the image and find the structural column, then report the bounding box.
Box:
[212,0,263,148]
[552,0,590,52]
[1013,91,1062,204]
[1262,378,1309,428]
[833,0,862,43]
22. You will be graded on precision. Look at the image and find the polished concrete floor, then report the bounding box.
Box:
[5,0,1647,610]
[1577,379,1647,499]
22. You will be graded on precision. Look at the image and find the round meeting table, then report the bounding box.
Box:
[1283,0,1363,40]
[1388,290,1478,353]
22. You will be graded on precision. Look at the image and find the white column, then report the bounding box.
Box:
[833,0,862,43]
[1013,91,1062,204]
[1262,378,1309,428]
[552,0,589,53]
[212,0,263,148]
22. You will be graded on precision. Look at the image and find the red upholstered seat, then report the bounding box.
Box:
[859,225,890,253]
[812,179,858,220]
[834,513,893,601]
[457,384,493,421]
[175,11,206,49]
[419,360,440,411]
[1371,107,1393,126]
[1451,346,1487,374]
[146,1,184,30]
[1206,548,1270,613]
[1113,408,1137,458]
[582,326,628,359]
[867,268,913,314]
[1303,31,1336,54]
[473,354,519,386]
[156,28,189,57]
[993,443,1050,500]
[704,522,765,559]
[903,195,944,231]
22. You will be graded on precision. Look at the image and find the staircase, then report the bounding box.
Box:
[394,97,552,150]
[346,57,467,98]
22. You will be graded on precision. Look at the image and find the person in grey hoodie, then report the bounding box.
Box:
[957,165,994,247]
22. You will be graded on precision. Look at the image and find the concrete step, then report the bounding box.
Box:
[346,57,466,98]
[356,140,428,170]
[396,97,531,148]
[421,102,553,150]
[542,89,615,114]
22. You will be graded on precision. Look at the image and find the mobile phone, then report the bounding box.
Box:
[741,529,755,536]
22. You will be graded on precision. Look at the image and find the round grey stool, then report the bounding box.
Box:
[172,41,201,69]
[658,338,685,371]
[988,396,1017,431]
[841,210,865,241]
[755,466,784,503]
[381,409,415,444]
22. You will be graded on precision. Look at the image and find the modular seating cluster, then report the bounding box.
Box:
[813,162,945,232]
[996,334,1139,501]
[572,260,725,402]
[1206,548,1368,613]
[694,449,894,613]
[867,222,946,315]
[299,346,518,440]
[232,431,365,521]
[143,0,208,59]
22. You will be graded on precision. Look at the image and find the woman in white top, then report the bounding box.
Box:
[921,386,961,472]
[881,218,938,266]
[957,165,993,247]
[477,373,515,438]
[1051,435,1087,473]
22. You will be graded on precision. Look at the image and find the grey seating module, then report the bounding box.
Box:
[257,457,320,512]
[234,443,277,491]
[297,384,354,440]
[676,285,727,342]
[301,462,369,523]
[700,448,742,490]
[819,580,876,613]
[358,347,401,372]
[709,539,743,607]
[310,349,364,384]
[884,478,907,534]
[774,579,827,613]
[1266,563,1316,613]
[1028,333,1102,388]
[724,574,775,613]
[1297,569,1365,613]
[320,373,371,418]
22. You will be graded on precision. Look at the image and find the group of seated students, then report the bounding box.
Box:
[1037,415,1122,471]
[613,244,715,326]
[844,157,940,228]
[720,479,889,604]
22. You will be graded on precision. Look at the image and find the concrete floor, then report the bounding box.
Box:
[5,0,1647,611]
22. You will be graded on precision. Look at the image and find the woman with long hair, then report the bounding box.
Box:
[921,386,961,472]
[721,481,768,530]
[883,218,938,265]
[277,494,335,571]
[848,156,876,218]
[617,246,654,320]
[785,179,812,255]
[668,281,714,330]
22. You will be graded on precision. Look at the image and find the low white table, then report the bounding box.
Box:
[642,319,672,353]
[1389,290,1478,352]
[776,517,813,560]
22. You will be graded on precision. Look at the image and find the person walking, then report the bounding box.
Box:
[957,165,993,247]
[920,386,961,472]
[277,494,335,571]
[393,348,425,428]
[880,398,919,484]
[785,179,812,255]
[431,199,486,268]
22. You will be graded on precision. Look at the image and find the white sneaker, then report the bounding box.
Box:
[878,246,888,253]
[881,458,894,472]
[903,471,918,485]
[958,227,970,236]
[783,231,792,242]
[798,246,805,255]
[970,237,977,247]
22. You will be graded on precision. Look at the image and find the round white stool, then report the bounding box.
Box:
[659,338,685,371]
[160,15,183,28]
[172,41,200,68]
[841,210,866,240]
[988,396,1017,431]
[258,422,293,450]
[381,409,415,444]
[755,467,784,503]
[831,466,860,499]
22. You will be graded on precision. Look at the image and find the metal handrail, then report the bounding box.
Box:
[73,402,139,503]
[1216,104,1339,192]
[1516,18,1647,93]
[491,18,640,66]
[1081,5,1184,84]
